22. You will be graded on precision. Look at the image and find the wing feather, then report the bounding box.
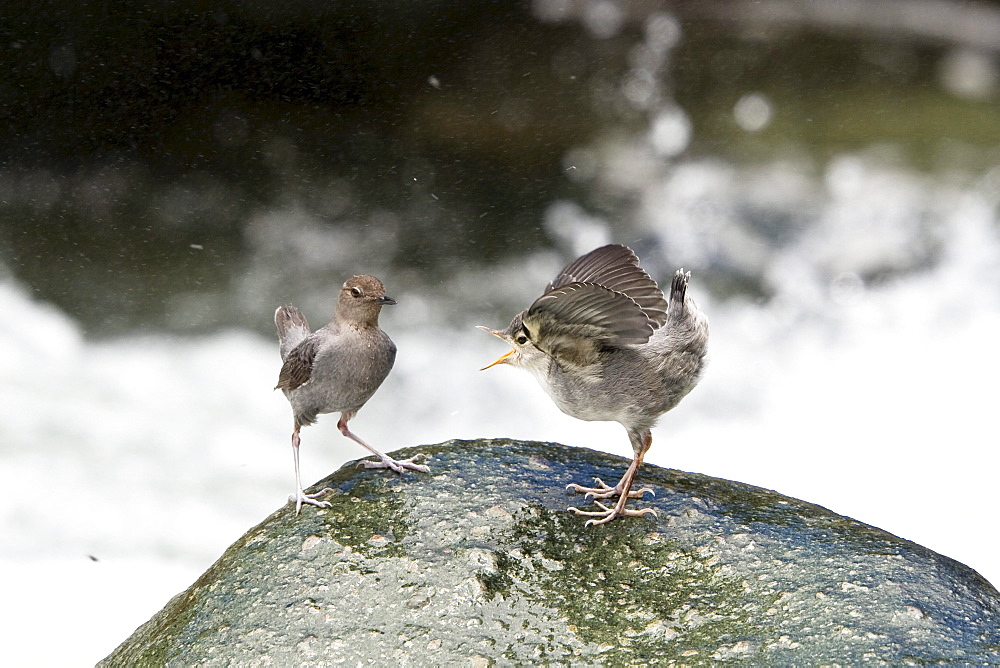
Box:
[275,338,318,391]
[546,244,667,328]
[524,283,652,366]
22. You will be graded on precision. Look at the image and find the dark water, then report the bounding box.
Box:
[3,1,999,335]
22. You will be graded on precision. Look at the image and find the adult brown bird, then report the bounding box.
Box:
[275,275,428,513]
[479,245,709,525]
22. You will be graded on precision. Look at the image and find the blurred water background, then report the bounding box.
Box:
[2,1,1000,664]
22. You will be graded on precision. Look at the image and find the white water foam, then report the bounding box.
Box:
[2,163,999,666]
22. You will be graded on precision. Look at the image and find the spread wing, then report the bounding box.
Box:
[523,283,652,366]
[547,244,667,328]
[275,337,318,391]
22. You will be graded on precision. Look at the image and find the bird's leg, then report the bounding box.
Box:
[338,416,430,474]
[567,456,656,526]
[290,425,333,514]
[566,426,654,500]
[567,430,656,526]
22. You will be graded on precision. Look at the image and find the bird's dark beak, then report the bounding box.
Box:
[378,295,397,306]
[476,325,515,370]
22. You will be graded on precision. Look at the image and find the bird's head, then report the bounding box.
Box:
[337,275,396,325]
[477,312,545,371]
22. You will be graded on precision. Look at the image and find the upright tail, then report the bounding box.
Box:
[668,269,690,316]
[275,305,311,361]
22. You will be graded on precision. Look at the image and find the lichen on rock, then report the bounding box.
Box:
[100,439,1000,666]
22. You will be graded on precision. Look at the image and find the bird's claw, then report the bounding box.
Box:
[566,477,654,500]
[568,501,658,526]
[360,453,430,474]
[585,486,654,501]
[290,487,334,514]
[565,477,615,498]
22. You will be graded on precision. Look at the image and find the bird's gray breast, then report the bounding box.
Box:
[288,326,396,421]
[535,347,654,426]
[536,328,705,429]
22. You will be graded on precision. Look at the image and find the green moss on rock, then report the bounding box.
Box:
[101,439,1000,666]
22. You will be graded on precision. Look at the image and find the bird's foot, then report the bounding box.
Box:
[290,487,334,514]
[566,477,654,500]
[567,500,657,527]
[360,453,430,474]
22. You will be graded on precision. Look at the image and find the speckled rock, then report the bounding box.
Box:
[101,439,1000,666]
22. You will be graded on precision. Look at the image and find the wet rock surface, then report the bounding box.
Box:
[101,439,1000,665]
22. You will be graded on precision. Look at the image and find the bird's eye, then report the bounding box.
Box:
[351,287,363,297]
[516,335,528,345]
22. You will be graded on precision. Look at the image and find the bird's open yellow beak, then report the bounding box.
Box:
[481,348,515,370]
[476,325,515,370]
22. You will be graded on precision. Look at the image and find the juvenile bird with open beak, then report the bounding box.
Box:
[275,275,428,513]
[479,245,709,525]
